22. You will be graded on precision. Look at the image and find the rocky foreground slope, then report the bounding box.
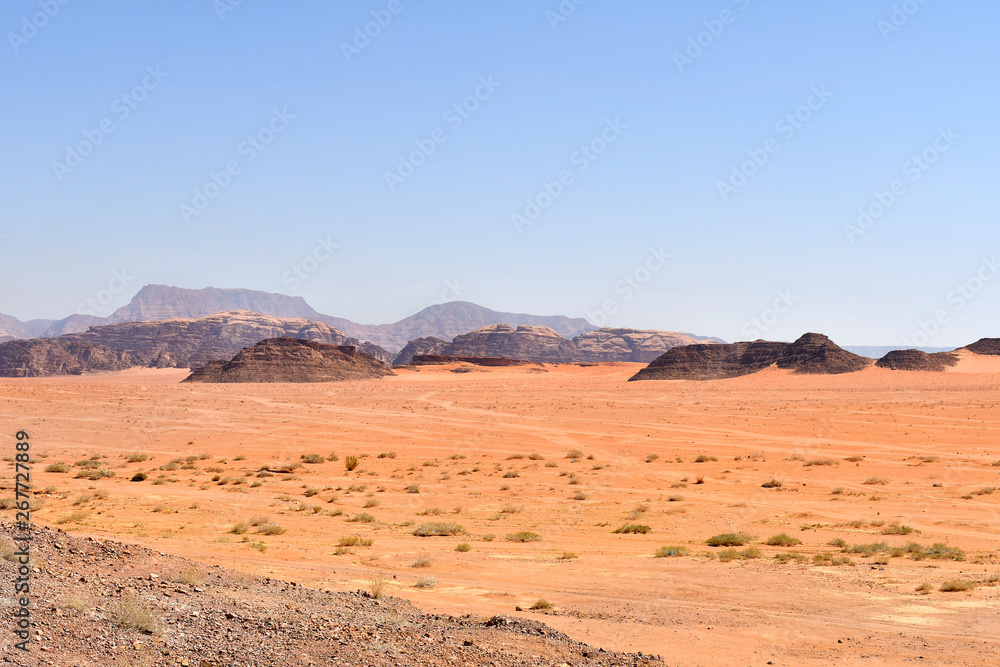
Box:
[0,524,660,666]
[630,333,872,381]
[183,337,395,383]
[393,325,715,365]
[0,339,139,377]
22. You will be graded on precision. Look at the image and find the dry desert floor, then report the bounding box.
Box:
[3,356,1000,665]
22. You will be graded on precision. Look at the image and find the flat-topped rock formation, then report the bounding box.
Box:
[0,339,139,377]
[630,333,872,381]
[60,311,391,367]
[875,349,960,371]
[183,337,395,383]
[392,325,715,365]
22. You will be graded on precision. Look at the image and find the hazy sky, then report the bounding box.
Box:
[1,1,996,346]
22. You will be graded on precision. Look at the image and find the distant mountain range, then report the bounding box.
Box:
[0,285,600,353]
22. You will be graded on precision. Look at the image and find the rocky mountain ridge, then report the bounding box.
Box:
[392,324,717,365]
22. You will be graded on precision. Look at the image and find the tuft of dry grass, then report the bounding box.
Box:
[366,572,390,599]
[530,599,553,610]
[108,594,160,634]
[344,455,359,472]
[171,566,205,587]
[413,522,464,537]
[940,580,975,592]
[411,554,434,568]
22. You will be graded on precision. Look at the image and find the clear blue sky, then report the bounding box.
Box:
[1,1,996,346]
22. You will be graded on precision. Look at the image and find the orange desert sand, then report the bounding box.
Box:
[3,352,1000,666]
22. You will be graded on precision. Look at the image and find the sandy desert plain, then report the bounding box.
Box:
[3,353,1000,666]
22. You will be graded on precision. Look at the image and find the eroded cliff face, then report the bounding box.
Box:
[0,339,139,377]
[183,337,395,383]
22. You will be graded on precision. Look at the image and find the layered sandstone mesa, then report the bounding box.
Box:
[0,339,139,377]
[183,337,395,383]
[60,311,391,367]
[391,325,715,365]
[962,338,1000,355]
[630,333,871,381]
[875,349,960,371]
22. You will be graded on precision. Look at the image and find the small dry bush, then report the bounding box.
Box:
[531,599,552,610]
[614,524,651,534]
[707,532,754,547]
[258,523,285,535]
[345,456,360,471]
[506,531,542,542]
[766,533,802,547]
[301,454,325,464]
[761,479,782,488]
[414,577,437,589]
[45,462,70,473]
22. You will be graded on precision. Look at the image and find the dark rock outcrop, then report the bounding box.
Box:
[0,339,139,377]
[183,337,395,383]
[391,325,714,365]
[962,338,1000,356]
[393,336,450,365]
[60,311,392,368]
[629,333,871,381]
[875,349,960,371]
